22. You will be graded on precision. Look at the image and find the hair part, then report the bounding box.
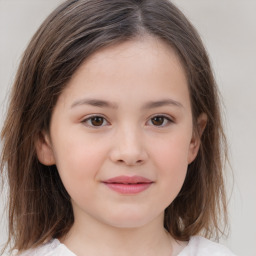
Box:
[1,0,228,253]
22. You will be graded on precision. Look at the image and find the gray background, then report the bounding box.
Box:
[0,1,256,255]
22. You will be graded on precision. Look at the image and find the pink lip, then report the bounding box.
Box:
[103,176,153,194]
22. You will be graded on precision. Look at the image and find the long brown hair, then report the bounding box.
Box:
[1,0,228,253]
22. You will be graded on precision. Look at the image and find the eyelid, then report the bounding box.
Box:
[81,114,110,128]
[146,114,174,127]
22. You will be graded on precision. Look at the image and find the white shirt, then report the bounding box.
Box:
[15,236,236,256]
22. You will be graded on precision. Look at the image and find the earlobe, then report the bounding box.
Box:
[188,113,207,164]
[35,131,56,166]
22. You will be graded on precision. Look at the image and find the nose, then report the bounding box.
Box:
[109,125,148,166]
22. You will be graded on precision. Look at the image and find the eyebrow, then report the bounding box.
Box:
[71,98,183,109]
[142,99,184,109]
[71,98,118,109]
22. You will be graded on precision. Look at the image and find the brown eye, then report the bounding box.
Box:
[149,116,172,127]
[151,116,165,126]
[91,117,104,126]
[83,116,108,127]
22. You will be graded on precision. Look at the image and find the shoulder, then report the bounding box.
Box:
[14,239,76,256]
[178,236,237,256]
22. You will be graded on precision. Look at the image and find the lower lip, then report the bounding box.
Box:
[104,183,152,194]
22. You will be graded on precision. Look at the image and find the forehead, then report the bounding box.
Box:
[76,36,185,80]
[58,36,190,110]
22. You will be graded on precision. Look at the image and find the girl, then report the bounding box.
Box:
[1,0,236,255]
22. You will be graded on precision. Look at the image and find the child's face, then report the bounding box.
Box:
[37,37,202,229]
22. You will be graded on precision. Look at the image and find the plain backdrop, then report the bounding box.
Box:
[0,1,255,255]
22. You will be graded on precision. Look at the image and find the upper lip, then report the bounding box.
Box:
[103,175,153,184]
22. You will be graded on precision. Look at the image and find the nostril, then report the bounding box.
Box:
[109,145,148,166]
[115,158,144,166]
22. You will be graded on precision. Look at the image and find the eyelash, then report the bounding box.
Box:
[81,115,174,128]
[147,115,174,127]
[82,115,109,128]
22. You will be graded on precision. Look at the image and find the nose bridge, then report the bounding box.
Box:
[110,122,147,165]
[120,123,141,151]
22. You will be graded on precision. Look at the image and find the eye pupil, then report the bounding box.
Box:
[91,117,104,126]
[152,116,164,126]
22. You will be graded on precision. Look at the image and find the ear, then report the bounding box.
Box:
[187,113,207,164]
[35,131,56,166]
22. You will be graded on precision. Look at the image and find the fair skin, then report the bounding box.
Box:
[36,36,206,256]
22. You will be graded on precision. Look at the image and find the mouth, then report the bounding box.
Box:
[102,176,154,194]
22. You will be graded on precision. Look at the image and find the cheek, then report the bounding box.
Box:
[149,134,191,189]
[52,133,109,189]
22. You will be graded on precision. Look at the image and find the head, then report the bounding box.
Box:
[1,0,227,251]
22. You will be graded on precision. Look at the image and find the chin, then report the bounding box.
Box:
[101,210,161,229]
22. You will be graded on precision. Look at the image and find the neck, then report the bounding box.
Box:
[60,213,184,256]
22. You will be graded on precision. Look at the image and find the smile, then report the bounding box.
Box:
[102,176,154,194]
